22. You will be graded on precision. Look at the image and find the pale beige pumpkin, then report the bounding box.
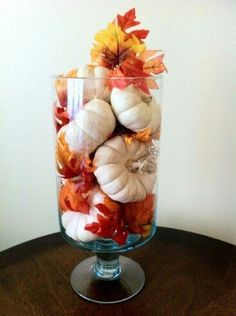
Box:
[110,85,161,133]
[56,98,116,176]
[61,186,106,242]
[77,65,110,102]
[93,136,157,203]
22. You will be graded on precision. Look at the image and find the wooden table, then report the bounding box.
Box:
[1,227,236,316]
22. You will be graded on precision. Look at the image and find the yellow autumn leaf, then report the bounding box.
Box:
[91,23,146,69]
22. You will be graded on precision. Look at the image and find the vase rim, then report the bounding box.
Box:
[52,74,163,80]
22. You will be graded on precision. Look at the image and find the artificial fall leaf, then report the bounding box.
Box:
[59,180,90,214]
[91,23,145,69]
[95,203,119,221]
[55,68,78,107]
[133,128,152,142]
[140,224,152,238]
[113,227,128,245]
[56,131,95,179]
[124,128,152,144]
[109,53,150,93]
[141,51,167,75]
[80,154,96,175]
[103,196,120,213]
[85,200,128,245]
[116,8,149,41]
[56,132,82,178]
[131,29,149,40]
[140,49,159,61]
[118,54,146,76]
[53,102,69,132]
[117,8,140,31]
[146,78,159,90]
[122,194,155,236]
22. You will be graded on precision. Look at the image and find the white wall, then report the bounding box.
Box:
[0,0,235,251]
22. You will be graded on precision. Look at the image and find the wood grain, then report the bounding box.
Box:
[1,227,236,316]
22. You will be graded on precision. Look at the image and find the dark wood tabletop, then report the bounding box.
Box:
[1,227,236,316]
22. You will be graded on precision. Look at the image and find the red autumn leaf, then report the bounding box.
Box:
[85,199,128,245]
[84,222,100,234]
[95,203,113,218]
[108,68,127,90]
[97,214,118,237]
[95,199,120,222]
[117,8,140,31]
[116,8,149,42]
[130,29,149,40]
[120,55,146,77]
[109,54,150,94]
[120,56,149,94]
[53,102,69,132]
[75,156,95,192]
[113,227,128,245]
[85,215,128,245]
[85,215,115,238]
[58,155,95,212]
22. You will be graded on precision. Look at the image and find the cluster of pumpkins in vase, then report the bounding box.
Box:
[54,65,161,246]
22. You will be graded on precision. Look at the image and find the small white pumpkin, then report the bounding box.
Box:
[93,136,157,203]
[56,98,116,176]
[62,98,115,153]
[77,65,110,102]
[61,186,106,242]
[110,85,161,133]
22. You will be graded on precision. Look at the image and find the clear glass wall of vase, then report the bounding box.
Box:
[52,75,163,303]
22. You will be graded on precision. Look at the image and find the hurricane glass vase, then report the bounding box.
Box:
[52,75,163,303]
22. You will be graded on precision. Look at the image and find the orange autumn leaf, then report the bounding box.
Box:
[135,128,152,142]
[103,196,120,213]
[122,194,155,235]
[140,49,159,61]
[56,132,82,178]
[124,128,152,144]
[59,180,90,214]
[90,8,167,94]
[141,51,167,75]
[140,224,152,237]
[146,78,159,90]
[80,154,96,174]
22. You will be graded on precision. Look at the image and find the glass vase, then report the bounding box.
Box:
[52,74,163,303]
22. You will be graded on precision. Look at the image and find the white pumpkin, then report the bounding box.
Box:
[61,186,107,242]
[110,85,161,133]
[93,136,157,203]
[56,98,116,176]
[77,65,110,102]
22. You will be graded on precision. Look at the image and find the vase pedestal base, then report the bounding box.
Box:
[70,255,145,304]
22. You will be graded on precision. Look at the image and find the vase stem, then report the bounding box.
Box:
[94,253,121,281]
